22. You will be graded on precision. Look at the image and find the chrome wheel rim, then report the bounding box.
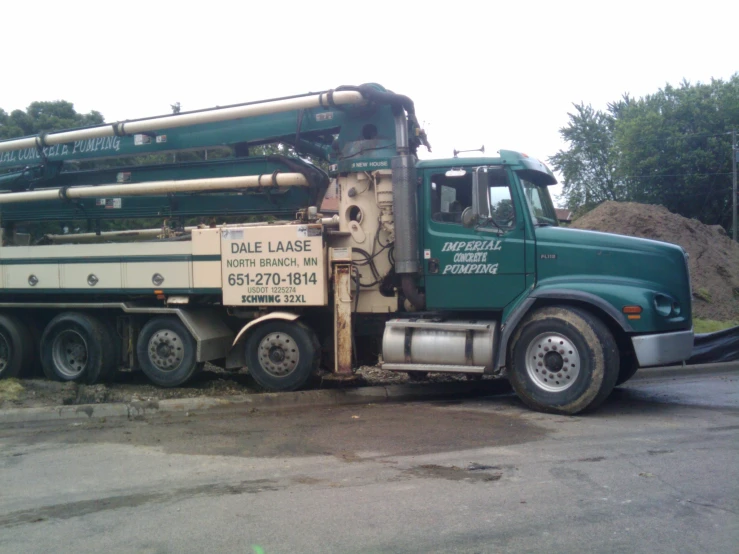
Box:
[147,329,185,372]
[0,332,10,373]
[52,330,89,378]
[258,332,299,377]
[525,332,581,392]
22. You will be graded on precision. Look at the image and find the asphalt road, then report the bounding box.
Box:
[1,372,737,554]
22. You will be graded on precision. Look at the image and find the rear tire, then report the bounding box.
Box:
[40,312,114,384]
[0,314,33,380]
[245,320,319,391]
[136,317,202,387]
[508,306,619,415]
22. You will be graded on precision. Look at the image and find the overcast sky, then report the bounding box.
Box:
[2,0,737,205]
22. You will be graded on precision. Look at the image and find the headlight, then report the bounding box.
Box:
[654,294,673,317]
[653,293,681,317]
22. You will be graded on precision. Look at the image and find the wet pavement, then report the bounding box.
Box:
[0,372,737,553]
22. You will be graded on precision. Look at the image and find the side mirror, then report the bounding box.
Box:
[472,167,490,219]
[461,207,477,228]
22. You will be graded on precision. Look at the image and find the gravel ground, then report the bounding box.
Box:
[0,365,496,409]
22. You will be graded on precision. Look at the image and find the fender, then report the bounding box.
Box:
[232,311,301,347]
[226,311,301,369]
[528,289,633,332]
[494,289,633,372]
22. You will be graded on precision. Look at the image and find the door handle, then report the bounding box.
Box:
[428,258,439,274]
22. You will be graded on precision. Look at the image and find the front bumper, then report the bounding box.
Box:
[632,329,694,367]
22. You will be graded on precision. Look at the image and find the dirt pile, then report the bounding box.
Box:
[571,201,739,322]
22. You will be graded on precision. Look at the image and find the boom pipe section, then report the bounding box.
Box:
[0,173,309,204]
[0,91,366,154]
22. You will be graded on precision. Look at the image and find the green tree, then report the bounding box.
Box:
[615,77,739,229]
[550,74,739,229]
[0,101,103,139]
[549,103,625,213]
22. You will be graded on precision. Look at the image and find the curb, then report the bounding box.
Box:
[0,380,513,425]
[2,362,737,425]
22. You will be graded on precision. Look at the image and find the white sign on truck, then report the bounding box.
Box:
[220,225,327,306]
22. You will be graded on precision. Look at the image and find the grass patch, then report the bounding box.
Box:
[693,318,739,333]
[694,288,712,302]
[0,378,24,402]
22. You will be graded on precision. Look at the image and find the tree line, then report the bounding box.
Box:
[550,74,739,230]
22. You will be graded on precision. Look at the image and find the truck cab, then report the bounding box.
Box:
[386,151,694,412]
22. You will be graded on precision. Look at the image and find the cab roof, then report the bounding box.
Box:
[417,150,557,186]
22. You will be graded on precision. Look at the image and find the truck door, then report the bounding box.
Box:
[422,166,527,310]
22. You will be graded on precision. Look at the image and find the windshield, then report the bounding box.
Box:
[520,177,558,225]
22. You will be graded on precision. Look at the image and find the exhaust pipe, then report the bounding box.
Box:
[391,113,425,310]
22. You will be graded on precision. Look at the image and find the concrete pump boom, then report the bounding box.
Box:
[0,90,364,155]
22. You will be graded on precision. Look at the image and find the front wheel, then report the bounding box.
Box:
[245,320,319,391]
[508,306,619,415]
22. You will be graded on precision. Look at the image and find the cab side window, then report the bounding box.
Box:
[430,173,473,225]
[489,182,516,229]
[430,168,516,230]
[477,168,515,230]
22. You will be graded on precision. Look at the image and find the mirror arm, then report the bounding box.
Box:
[475,215,505,235]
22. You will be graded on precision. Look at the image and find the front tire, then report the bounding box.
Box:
[245,320,319,391]
[509,306,619,415]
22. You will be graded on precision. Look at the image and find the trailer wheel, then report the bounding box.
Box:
[136,317,202,387]
[508,306,619,415]
[0,314,33,380]
[40,312,114,384]
[245,320,318,391]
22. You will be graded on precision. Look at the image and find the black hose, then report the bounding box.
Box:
[265,154,329,190]
[401,275,426,310]
[336,84,416,117]
[352,248,382,287]
[336,84,430,151]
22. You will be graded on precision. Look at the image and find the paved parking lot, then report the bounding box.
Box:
[1,371,737,553]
